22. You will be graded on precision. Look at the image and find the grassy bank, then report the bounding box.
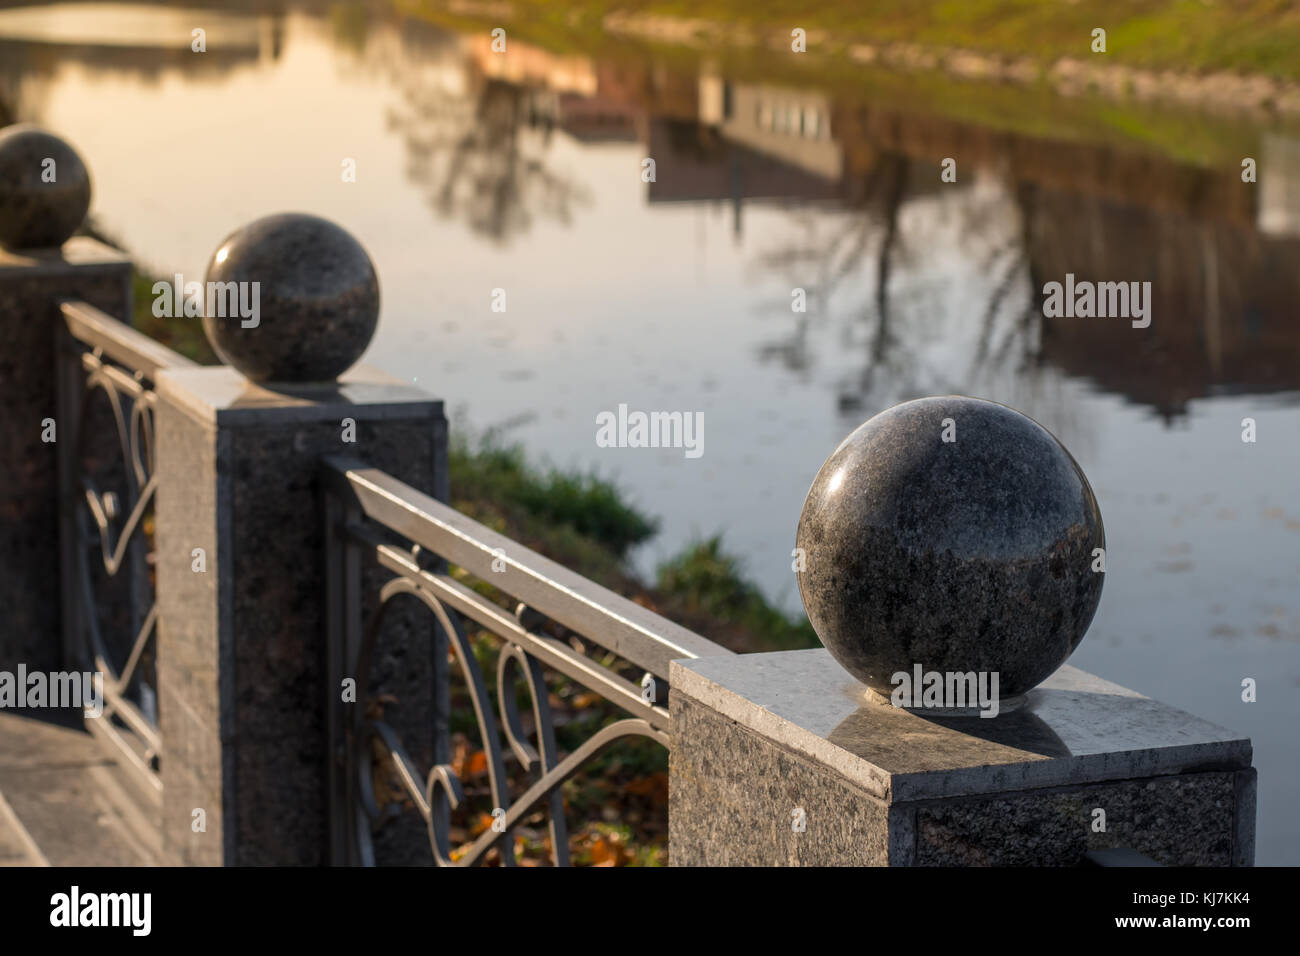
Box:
[407,0,1300,81]
[450,430,816,654]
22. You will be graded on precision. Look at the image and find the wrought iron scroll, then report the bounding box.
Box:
[56,301,197,805]
[323,457,731,866]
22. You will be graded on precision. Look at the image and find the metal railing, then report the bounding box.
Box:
[321,456,732,866]
[55,300,196,806]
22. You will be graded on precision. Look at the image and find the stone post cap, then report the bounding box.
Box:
[202,212,380,385]
[795,395,1105,706]
[0,124,92,251]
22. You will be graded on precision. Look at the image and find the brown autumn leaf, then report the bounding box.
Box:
[631,594,659,612]
[449,734,487,779]
[625,771,669,803]
[588,837,620,866]
[449,736,468,777]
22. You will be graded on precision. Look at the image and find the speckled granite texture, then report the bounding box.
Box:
[670,650,1255,867]
[797,396,1104,698]
[202,214,379,384]
[154,365,446,865]
[671,691,1254,867]
[912,772,1248,866]
[670,693,907,866]
[0,240,131,674]
[0,125,91,250]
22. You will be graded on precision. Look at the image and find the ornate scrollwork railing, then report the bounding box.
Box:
[321,457,732,866]
[55,300,197,804]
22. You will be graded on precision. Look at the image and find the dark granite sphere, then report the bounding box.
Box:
[203,213,379,383]
[0,124,92,250]
[796,396,1104,701]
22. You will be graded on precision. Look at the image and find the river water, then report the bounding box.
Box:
[2,2,1297,863]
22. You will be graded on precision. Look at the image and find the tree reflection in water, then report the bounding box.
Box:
[386,59,591,243]
[753,152,1048,416]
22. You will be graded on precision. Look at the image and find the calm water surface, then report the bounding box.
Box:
[3,2,1298,862]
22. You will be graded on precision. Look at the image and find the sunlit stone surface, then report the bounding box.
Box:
[203,213,379,383]
[0,125,91,250]
[796,395,1105,700]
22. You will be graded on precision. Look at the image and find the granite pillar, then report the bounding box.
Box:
[0,238,131,673]
[669,649,1255,866]
[153,364,447,865]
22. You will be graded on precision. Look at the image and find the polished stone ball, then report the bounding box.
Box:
[0,125,92,250]
[202,213,379,383]
[796,396,1104,701]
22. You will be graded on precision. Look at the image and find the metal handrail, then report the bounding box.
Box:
[321,455,733,680]
[322,453,735,866]
[60,299,197,379]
